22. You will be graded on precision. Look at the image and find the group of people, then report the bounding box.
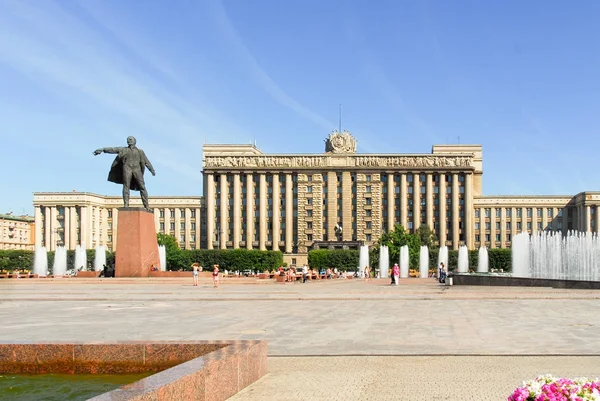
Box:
[188,261,449,287]
[192,263,220,288]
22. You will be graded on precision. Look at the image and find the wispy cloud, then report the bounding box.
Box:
[208,0,335,131]
[0,0,242,182]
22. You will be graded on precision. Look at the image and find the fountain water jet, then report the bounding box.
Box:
[419,246,429,278]
[512,231,600,280]
[358,245,369,278]
[457,246,469,273]
[399,246,409,278]
[158,245,167,271]
[378,245,389,278]
[53,246,67,277]
[33,246,48,277]
[437,246,448,272]
[477,246,489,273]
[75,245,87,272]
[94,246,106,272]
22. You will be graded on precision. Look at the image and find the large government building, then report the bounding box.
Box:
[34,131,600,265]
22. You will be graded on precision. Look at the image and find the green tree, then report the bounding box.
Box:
[372,224,422,269]
[416,224,438,249]
[157,233,188,270]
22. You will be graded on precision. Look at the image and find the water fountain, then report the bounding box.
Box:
[457,245,469,273]
[419,246,429,278]
[437,246,448,271]
[158,245,167,271]
[378,245,389,278]
[358,245,369,278]
[33,246,48,277]
[74,245,87,272]
[399,245,409,278]
[512,231,600,281]
[53,246,67,277]
[94,246,106,272]
[477,246,489,273]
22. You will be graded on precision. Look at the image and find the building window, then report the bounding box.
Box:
[527,222,532,230]
[365,198,372,205]
[180,223,185,230]
[170,209,175,218]
[160,210,165,218]
[160,222,165,232]
[366,234,372,241]
[537,209,542,217]
[507,234,511,241]
[475,210,480,218]
[475,222,480,230]
[108,210,112,218]
[170,222,175,231]
[485,208,490,218]
[506,209,512,217]
[516,209,522,218]
[307,222,313,229]
[537,222,542,230]
[191,210,196,218]
[307,198,313,205]
[307,175,313,182]
[506,222,511,230]
[366,185,372,193]
[307,210,313,217]
[307,234,313,241]
[180,235,185,243]
[496,222,500,230]
[485,234,490,242]
[307,186,313,193]
[517,222,522,230]
[496,209,501,218]
[547,208,553,218]
[558,209,563,217]
[475,234,480,242]
[496,234,501,241]
[366,221,372,229]
[527,208,532,217]
[366,210,372,217]
[485,222,491,230]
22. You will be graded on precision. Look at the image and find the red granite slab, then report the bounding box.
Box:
[74,344,146,374]
[0,340,267,401]
[0,343,74,374]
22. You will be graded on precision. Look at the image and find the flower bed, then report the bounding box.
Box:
[509,374,600,401]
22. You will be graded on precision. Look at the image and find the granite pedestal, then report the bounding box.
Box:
[115,208,159,278]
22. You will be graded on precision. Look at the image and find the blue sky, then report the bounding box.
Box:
[1,0,599,215]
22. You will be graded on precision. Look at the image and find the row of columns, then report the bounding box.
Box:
[205,171,471,251]
[35,205,203,251]
[207,172,295,252]
[475,205,600,248]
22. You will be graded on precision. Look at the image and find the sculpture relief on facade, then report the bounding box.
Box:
[324,130,357,154]
[203,155,473,169]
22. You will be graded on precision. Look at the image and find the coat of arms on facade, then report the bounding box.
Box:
[324,130,357,154]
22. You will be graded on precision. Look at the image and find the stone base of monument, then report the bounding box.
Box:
[115,207,159,278]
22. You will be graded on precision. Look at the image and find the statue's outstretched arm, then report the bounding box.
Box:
[93,147,122,156]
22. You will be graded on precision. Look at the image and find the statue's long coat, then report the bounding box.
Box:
[105,147,152,191]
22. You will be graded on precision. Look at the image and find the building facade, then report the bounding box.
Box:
[202,132,600,264]
[33,192,203,252]
[33,131,600,264]
[0,213,35,250]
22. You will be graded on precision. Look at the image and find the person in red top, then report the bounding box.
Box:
[212,265,220,288]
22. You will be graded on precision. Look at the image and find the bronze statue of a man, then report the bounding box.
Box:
[93,136,156,209]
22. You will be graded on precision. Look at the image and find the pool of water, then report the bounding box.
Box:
[0,372,152,401]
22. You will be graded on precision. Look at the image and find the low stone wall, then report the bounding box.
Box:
[0,340,268,401]
[451,273,600,289]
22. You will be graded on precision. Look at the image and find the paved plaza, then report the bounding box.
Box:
[2,277,600,399]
